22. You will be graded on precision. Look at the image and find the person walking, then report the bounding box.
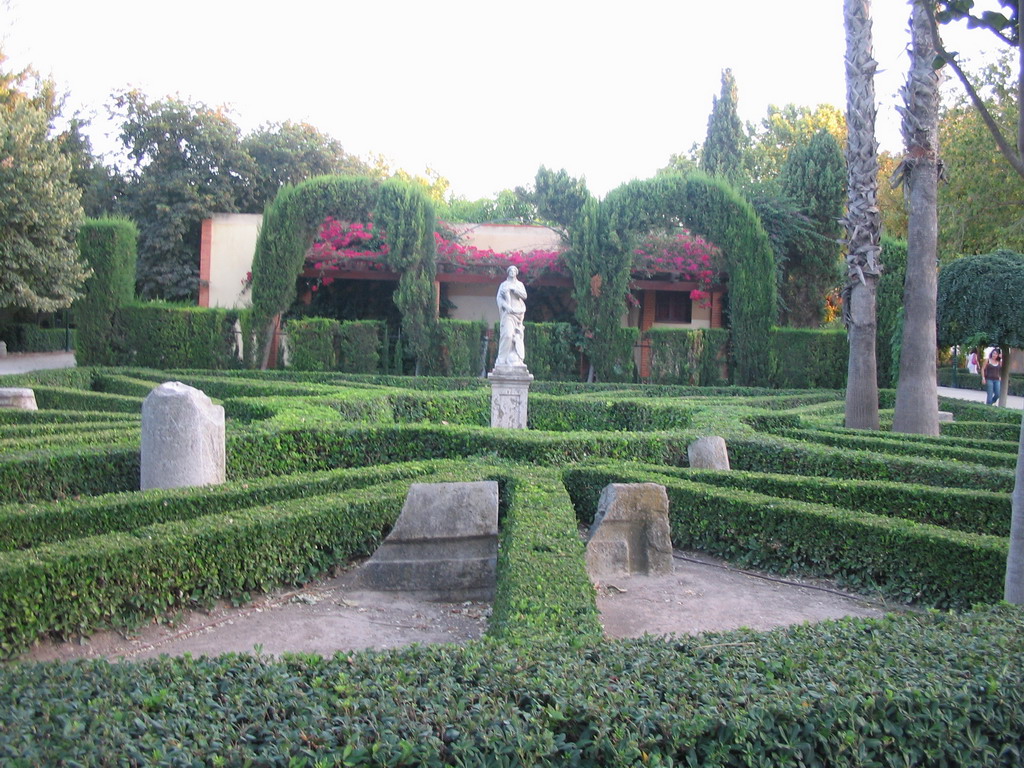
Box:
[982,348,1003,405]
[968,349,979,375]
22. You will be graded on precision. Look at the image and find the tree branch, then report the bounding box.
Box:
[926,1,1024,180]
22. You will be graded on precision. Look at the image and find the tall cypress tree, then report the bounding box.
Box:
[700,69,746,186]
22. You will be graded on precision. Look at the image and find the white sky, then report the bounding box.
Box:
[0,0,1001,200]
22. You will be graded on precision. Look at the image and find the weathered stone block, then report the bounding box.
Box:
[360,481,499,601]
[586,483,673,578]
[140,381,225,491]
[687,435,730,470]
[0,388,37,410]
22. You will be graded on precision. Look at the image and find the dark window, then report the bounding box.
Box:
[654,292,692,323]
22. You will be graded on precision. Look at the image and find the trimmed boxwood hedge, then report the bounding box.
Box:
[563,463,1006,609]
[1,606,1022,765]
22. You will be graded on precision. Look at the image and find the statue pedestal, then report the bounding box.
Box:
[488,365,533,429]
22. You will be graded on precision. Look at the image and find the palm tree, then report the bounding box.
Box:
[892,0,943,435]
[842,0,883,430]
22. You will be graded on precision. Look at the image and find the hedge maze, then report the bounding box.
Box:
[1,367,1023,765]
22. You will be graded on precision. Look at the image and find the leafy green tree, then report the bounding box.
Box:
[0,55,89,313]
[56,117,120,218]
[842,0,883,430]
[113,90,255,300]
[517,166,591,238]
[777,130,846,327]
[700,69,747,186]
[242,121,368,211]
[929,1,1024,179]
[438,188,535,224]
[892,0,943,436]
[747,104,846,182]
[938,53,1024,258]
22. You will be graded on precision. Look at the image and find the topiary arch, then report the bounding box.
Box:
[596,173,777,385]
[249,175,436,368]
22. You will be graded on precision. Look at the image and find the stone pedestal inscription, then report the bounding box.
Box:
[360,481,499,601]
[0,388,37,411]
[586,483,673,579]
[687,435,731,470]
[141,381,226,491]
[488,365,533,429]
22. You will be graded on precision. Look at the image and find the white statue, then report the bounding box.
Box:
[495,265,527,367]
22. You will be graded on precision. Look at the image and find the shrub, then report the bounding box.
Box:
[112,303,242,369]
[646,327,729,385]
[285,316,339,371]
[74,217,137,364]
[525,322,581,381]
[338,319,384,373]
[770,327,847,388]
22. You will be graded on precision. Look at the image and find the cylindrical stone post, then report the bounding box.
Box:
[141,381,226,490]
[687,435,730,470]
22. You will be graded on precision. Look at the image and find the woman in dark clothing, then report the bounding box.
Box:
[982,348,1003,405]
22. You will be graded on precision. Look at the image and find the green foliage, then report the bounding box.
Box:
[565,464,1006,609]
[489,468,601,643]
[250,175,437,371]
[777,130,846,327]
[241,120,369,211]
[2,606,1024,763]
[0,96,89,312]
[113,90,254,301]
[74,217,137,365]
[746,103,846,182]
[939,54,1024,259]
[937,249,1024,348]
[566,196,636,381]
[523,322,580,381]
[338,319,384,373]
[770,328,847,389]
[423,319,484,377]
[604,173,777,385]
[646,327,729,385]
[877,237,908,386]
[519,165,590,236]
[111,303,241,369]
[285,316,339,371]
[699,69,747,186]
[1,325,74,353]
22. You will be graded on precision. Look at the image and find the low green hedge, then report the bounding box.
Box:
[284,317,339,372]
[0,461,457,551]
[769,427,1017,469]
[770,328,847,389]
[562,464,1006,609]
[0,483,415,656]
[2,606,1022,765]
[645,327,730,386]
[644,465,1010,537]
[31,386,144,414]
[489,468,601,644]
[0,446,139,504]
[728,435,1014,492]
[1,324,75,353]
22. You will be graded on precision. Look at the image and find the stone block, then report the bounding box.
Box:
[586,483,673,579]
[360,481,499,601]
[0,388,37,410]
[687,435,730,469]
[938,411,954,422]
[141,381,225,491]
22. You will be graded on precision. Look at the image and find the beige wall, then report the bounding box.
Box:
[204,213,262,309]
[451,223,563,254]
[447,283,500,325]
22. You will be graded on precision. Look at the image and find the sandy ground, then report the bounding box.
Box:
[19,550,893,663]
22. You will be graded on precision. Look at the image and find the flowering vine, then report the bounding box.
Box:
[434,230,566,278]
[632,230,722,305]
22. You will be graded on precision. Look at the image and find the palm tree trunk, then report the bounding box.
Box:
[843,0,883,430]
[893,0,941,435]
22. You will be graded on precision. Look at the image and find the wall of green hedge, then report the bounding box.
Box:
[75,217,138,365]
[645,327,729,385]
